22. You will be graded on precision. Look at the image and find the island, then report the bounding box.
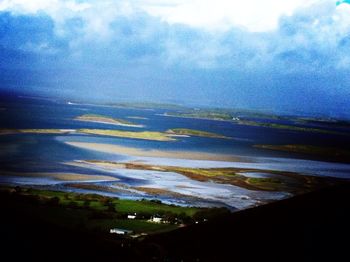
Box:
[165,128,229,139]
[75,114,144,128]
[162,109,348,136]
[77,129,176,141]
[236,120,346,135]
[255,144,350,163]
[0,128,176,141]
[0,128,231,141]
[164,111,234,121]
[0,129,74,135]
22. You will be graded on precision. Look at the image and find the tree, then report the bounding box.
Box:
[83,200,90,208]
[68,201,78,209]
[47,196,60,206]
[178,212,193,225]
[106,202,116,212]
[100,197,112,206]
[163,212,177,223]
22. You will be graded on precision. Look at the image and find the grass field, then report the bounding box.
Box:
[26,188,199,216]
[0,186,208,235]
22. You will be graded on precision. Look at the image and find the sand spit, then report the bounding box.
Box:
[64,141,244,162]
[0,171,118,182]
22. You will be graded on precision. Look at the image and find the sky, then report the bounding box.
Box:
[0,0,350,116]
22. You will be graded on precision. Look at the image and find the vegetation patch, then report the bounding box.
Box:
[255,144,350,163]
[166,128,229,139]
[0,129,72,135]
[165,111,233,121]
[238,120,346,135]
[0,186,223,235]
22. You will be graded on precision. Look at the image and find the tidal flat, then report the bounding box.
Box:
[1,98,349,214]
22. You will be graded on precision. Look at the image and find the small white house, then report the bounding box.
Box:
[110,228,133,235]
[127,213,137,219]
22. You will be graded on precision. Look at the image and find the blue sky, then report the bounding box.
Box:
[0,0,350,116]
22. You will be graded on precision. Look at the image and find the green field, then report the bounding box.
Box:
[0,186,211,235]
[26,189,199,216]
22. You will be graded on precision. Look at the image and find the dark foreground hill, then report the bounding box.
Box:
[1,183,349,261]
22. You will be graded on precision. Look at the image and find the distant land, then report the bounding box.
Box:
[1,91,350,122]
[165,128,229,139]
[255,144,350,163]
[109,102,188,110]
[162,109,350,135]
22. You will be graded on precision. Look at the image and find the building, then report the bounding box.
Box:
[127,213,137,219]
[110,228,133,235]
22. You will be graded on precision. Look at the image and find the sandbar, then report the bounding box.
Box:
[64,141,243,162]
[75,114,144,128]
[0,171,118,182]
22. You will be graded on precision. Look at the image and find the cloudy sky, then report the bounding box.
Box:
[0,0,350,116]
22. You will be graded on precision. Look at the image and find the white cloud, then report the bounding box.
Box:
[0,0,91,14]
[138,0,319,32]
[1,0,350,70]
[0,0,329,33]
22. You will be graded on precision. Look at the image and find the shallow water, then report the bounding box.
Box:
[0,97,349,209]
